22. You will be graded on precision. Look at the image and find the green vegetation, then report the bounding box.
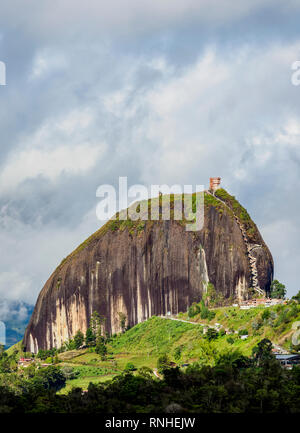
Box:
[95,338,107,360]
[157,354,171,374]
[85,327,95,347]
[178,300,300,353]
[292,290,300,302]
[199,302,216,320]
[3,298,300,413]
[270,280,286,299]
[0,345,18,372]
[110,316,200,357]
[189,297,218,319]
[205,328,218,341]
[118,312,127,333]
[37,348,57,360]
[73,330,84,349]
[1,338,300,413]
[215,188,259,241]
[55,190,238,273]
[124,362,136,372]
[188,303,200,318]
[5,341,24,358]
[215,188,252,223]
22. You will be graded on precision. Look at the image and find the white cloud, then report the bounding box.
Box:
[147,49,230,118]
[0,143,103,194]
[30,49,68,79]
[55,109,95,135]
[0,205,101,304]
[1,1,300,306]
[127,42,300,186]
[0,299,32,321]
[83,0,296,31]
[0,108,105,194]
[1,1,295,41]
[0,271,32,303]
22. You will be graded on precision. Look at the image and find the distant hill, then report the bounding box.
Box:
[0,300,34,349]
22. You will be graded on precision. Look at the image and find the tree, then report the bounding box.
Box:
[91,311,101,336]
[37,348,56,360]
[162,366,182,387]
[0,345,5,357]
[207,310,216,321]
[219,328,226,337]
[261,309,271,320]
[251,319,262,333]
[252,338,274,366]
[65,339,76,351]
[205,328,219,341]
[124,362,136,371]
[174,346,182,361]
[292,290,300,302]
[95,338,107,360]
[270,280,286,299]
[33,366,66,392]
[200,305,209,319]
[206,282,217,305]
[85,327,96,347]
[37,349,47,360]
[90,311,106,341]
[74,330,84,350]
[157,354,170,374]
[188,303,200,318]
[118,312,127,333]
[215,348,244,366]
[0,350,12,373]
[61,366,79,380]
[138,366,153,378]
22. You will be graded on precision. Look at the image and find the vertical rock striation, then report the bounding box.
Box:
[23,191,273,352]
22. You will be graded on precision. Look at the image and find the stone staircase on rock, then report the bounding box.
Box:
[206,190,265,297]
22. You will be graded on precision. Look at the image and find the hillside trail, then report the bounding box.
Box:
[205,190,265,297]
[160,316,290,354]
[160,315,215,329]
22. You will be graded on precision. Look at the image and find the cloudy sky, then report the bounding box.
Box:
[0,0,300,306]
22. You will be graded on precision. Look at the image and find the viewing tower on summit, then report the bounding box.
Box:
[209,177,221,193]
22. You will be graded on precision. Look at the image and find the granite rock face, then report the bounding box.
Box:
[23,192,273,352]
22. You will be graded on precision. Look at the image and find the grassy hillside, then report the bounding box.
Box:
[6,301,298,393]
[111,316,198,354]
[177,301,300,350]
[6,340,24,357]
[53,301,300,392]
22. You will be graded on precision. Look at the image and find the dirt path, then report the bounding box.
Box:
[160,316,215,329]
[153,368,162,379]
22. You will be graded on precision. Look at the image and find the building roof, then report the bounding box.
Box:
[275,354,300,360]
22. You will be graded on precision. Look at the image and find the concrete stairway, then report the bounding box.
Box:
[206,190,265,297]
